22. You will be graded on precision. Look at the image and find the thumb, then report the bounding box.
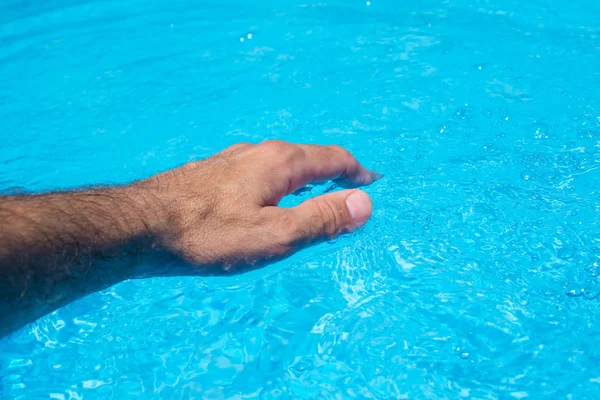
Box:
[290,189,373,242]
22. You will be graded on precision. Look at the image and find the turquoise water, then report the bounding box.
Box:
[1,0,600,398]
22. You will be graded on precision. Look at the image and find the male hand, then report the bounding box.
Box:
[0,140,380,336]
[133,141,381,270]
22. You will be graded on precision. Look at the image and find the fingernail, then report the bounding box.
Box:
[345,190,373,227]
[370,171,384,181]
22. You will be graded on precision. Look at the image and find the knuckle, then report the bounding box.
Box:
[310,198,344,238]
[329,144,352,158]
[320,203,340,237]
[261,140,288,153]
[261,140,302,161]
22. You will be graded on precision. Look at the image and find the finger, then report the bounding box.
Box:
[283,189,373,244]
[290,144,382,194]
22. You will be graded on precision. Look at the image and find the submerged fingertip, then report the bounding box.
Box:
[370,171,384,181]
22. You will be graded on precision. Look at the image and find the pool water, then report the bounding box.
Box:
[1,0,600,398]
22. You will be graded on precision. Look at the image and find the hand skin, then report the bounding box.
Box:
[0,141,381,338]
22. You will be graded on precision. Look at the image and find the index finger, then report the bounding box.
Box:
[288,144,382,195]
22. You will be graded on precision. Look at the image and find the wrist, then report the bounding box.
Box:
[121,183,201,276]
[117,185,170,245]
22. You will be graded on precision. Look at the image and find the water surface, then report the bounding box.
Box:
[1,0,600,398]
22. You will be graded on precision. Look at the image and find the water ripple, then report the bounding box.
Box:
[2,0,600,398]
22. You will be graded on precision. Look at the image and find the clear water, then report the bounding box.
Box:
[1,0,600,398]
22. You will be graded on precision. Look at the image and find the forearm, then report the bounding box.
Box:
[0,187,161,337]
[0,141,379,338]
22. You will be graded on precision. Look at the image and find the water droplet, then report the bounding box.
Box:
[239,37,245,42]
[454,108,471,120]
[557,246,575,260]
[520,171,531,181]
[570,210,578,216]
[366,0,371,5]
[530,122,549,138]
[577,129,599,141]
[247,33,253,39]
[485,111,492,118]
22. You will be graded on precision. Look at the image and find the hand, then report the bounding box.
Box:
[133,141,381,271]
[0,140,381,335]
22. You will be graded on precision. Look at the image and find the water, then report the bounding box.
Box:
[1,0,599,398]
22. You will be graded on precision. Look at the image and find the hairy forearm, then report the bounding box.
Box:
[0,141,378,338]
[0,187,161,337]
